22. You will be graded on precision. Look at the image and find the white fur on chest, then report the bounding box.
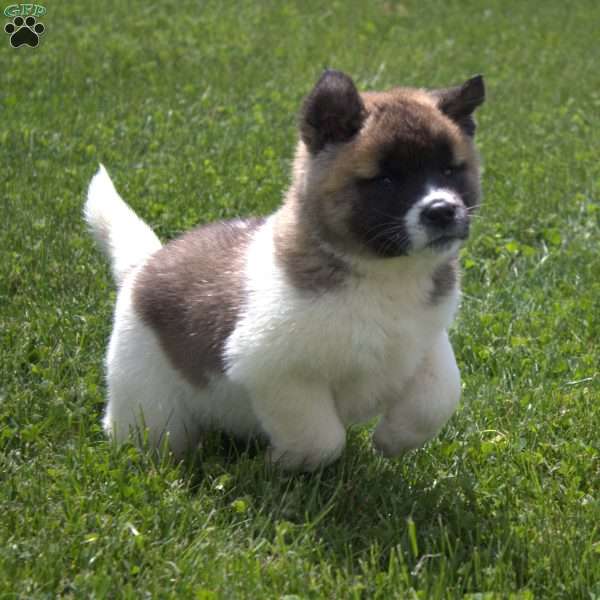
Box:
[225,218,459,426]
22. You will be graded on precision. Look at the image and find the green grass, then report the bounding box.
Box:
[1,0,599,597]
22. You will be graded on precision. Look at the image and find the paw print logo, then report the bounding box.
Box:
[4,15,45,48]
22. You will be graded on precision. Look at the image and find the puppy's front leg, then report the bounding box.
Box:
[250,378,346,471]
[373,332,461,457]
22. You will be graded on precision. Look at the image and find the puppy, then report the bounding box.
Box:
[85,70,485,470]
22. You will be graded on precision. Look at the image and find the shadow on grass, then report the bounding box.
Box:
[176,428,490,573]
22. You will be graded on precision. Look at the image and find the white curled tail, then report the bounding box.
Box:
[84,165,162,286]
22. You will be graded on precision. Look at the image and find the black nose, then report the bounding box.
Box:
[420,200,457,227]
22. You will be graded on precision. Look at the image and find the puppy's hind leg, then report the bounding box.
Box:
[103,276,201,458]
[373,332,461,457]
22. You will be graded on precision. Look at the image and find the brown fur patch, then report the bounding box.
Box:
[273,197,350,294]
[431,260,459,304]
[133,218,264,386]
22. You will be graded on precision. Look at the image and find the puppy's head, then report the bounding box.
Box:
[296,70,485,259]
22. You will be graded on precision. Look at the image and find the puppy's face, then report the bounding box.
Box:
[298,70,485,259]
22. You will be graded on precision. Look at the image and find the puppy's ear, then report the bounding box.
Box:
[432,75,485,136]
[300,70,367,154]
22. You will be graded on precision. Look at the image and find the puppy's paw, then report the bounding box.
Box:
[372,421,421,458]
[373,429,400,458]
[267,434,346,472]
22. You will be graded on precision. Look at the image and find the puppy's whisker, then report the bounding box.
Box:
[390,232,410,252]
[363,220,397,235]
[370,207,405,222]
[363,215,404,237]
[366,225,405,247]
[364,223,402,243]
[367,225,410,255]
[465,214,485,223]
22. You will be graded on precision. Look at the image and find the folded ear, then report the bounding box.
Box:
[300,69,367,154]
[432,75,485,136]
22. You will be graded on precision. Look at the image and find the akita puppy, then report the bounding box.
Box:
[85,70,485,470]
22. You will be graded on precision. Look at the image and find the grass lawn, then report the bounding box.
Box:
[1,0,599,597]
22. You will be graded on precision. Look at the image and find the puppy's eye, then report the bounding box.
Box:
[370,174,393,185]
[443,164,465,177]
[363,174,394,186]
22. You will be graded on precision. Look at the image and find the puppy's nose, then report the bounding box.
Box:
[420,200,457,227]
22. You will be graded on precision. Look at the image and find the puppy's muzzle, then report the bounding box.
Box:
[420,198,469,246]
